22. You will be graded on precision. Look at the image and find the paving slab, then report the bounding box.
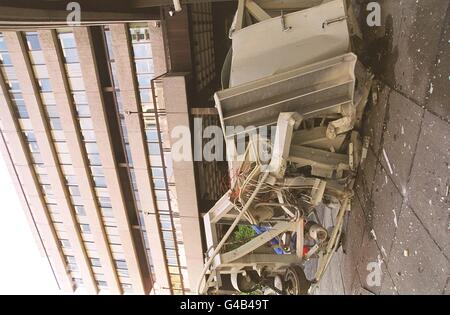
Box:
[341,197,366,294]
[371,163,403,257]
[349,272,364,295]
[356,228,392,295]
[427,10,450,121]
[444,278,450,295]
[388,204,449,295]
[314,248,345,295]
[380,273,399,295]
[407,111,450,257]
[380,91,424,195]
[389,0,449,104]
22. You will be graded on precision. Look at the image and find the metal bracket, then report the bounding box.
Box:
[322,15,347,29]
[281,10,292,32]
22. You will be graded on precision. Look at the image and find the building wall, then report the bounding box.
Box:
[0,22,197,294]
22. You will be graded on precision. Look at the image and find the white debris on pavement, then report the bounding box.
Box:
[370,229,377,240]
[393,209,398,228]
[377,254,383,268]
[383,148,394,175]
[381,246,387,258]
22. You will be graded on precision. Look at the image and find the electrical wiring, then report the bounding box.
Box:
[196,171,270,294]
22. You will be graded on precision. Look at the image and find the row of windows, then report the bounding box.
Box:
[129,24,186,293]
[25,32,101,284]
[1,34,87,284]
[57,29,113,215]
[103,26,151,284]
[2,31,134,292]
[57,29,134,290]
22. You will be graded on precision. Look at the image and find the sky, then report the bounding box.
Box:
[0,150,61,294]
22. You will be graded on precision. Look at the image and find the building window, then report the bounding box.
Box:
[94,187,109,198]
[65,255,78,271]
[114,259,127,270]
[62,48,79,63]
[84,142,99,154]
[87,153,102,166]
[153,179,166,190]
[79,117,93,130]
[54,141,69,154]
[137,74,152,88]
[93,176,107,188]
[150,167,164,178]
[65,63,82,77]
[145,129,159,142]
[60,239,71,249]
[155,190,168,201]
[51,130,65,141]
[49,118,62,130]
[57,153,72,165]
[40,91,55,105]
[76,105,91,118]
[79,223,91,234]
[122,283,133,293]
[68,77,85,91]
[100,207,114,218]
[30,50,45,65]
[45,105,59,118]
[37,78,52,92]
[72,91,87,104]
[135,59,153,74]
[33,65,49,80]
[25,33,41,51]
[117,269,129,277]
[0,52,12,66]
[81,130,96,142]
[148,143,161,155]
[74,205,86,216]
[90,258,102,267]
[28,141,40,153]
[90,166,104,177]
[64,175,77,186]
[132,43,152,59]
[59,32,76,49]
[68,185,81,196]
[7,80,21,92]
[98,197,112,208]
[72,278,84,287]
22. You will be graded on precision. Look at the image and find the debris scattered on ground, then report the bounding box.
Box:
[381,246,387,258]
[370,229,377,241]
[382,148,394,175]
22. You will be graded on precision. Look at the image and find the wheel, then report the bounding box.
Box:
[283,265,311,295]
[231,271,259,293]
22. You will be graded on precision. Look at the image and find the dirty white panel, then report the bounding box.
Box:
[230,0,350,87]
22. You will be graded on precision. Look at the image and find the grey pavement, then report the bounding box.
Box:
[315,0,449,295]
